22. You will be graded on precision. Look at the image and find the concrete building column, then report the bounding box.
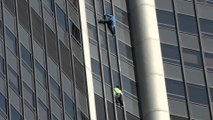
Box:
[126,0,170,120]
[79,0,97,120]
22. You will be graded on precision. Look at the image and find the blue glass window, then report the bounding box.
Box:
[8,66,20,95]
[166,78,185,100]
[50,77,60,99]
[0,93,6,113]
[161,44,180,64]
[56,5,67,30]
[200,18,213,34]
[156,9,175,28]
[188,84,208,105]
[11,105,22,120]
[5,27,17,55]
[64,93,75,119]
[21,44,32,67]
[178,14,198,34]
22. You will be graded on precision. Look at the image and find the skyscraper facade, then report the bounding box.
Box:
[156,0,213,120]
[1,0,213,120]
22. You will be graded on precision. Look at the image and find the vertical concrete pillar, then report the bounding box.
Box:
[127,0,170,120]
[79,0,97,120]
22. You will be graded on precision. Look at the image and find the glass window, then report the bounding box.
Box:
[177,14,198,34]
[87,23,97,40]
[180,33,200,50]
[168,99,188,117]
[5,27,17,55]
[107,101,115,120]
[155,0,173,10]
[50,77,60,99]
[86,8,95,25]
[185,68,205,85]
[110,54,118,71]
[51,98,62,120]
[8,66,20,95]
[29,0,41,15]
[118,41,133,60]
[19,24,30,50]
[126,111,140,120]
[190,104,211,120]
[115,6,128,25]
[36,83,48,105]
[207,71,213,87]
[44,0,53,11]
[21,44,32,67]
[96,0,103,15]
[103,65,111,85]
[174,0,195,15]
[47,57,59,81]
[105,1,112,13]
[0,93,6,113]
[166,79,185,100]
[70,21,80,43]
[204,52,213,69]
[38,99,49,120]
[187,84,208,105]
[64,93,75,119]
[91,58,101,76]
[101,49,109,66]
[170,115,188,120]
[61,72,74,100]
[24,104,35,120]
[43,9,55,31]
[163,63,182,81]
[0,77,6,96]
[112,70,120,87]
[95,94,106,120]
[22,64,33,89]
[109,35,117,54]
[89,41,99,60]
[203,37,213,53]
[0,57,5,75]
[0,41,3,57]
[210,88,213,102]
[122,75,137,96]
[23,83,35,107]
[33,41,45,67]
[161,44,180,64]
[182,48,203,69]
[120,60,135,80]
[159,28,178,45]
[11,105,22,120]
[114,0,127,11]
[200,18,213,34]
[156,9,175,28]
[197,3,213,20]
[56,5,67,30]
[35,60,47,88]
[93,77,103,97]
[6,49,18,72]
[116,22,131,45]
[4,8,16,34]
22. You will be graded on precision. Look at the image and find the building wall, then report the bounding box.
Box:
[156,0,213,120]
[85,0,141,120]
[0,0,90,120]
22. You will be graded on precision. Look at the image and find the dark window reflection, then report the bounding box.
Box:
[166,78,185,100]
[204,52,213,68]
[5,27,17,55]
[0,92,6,113]
[122,75,137,96]
[64,93,75,119]
[0,56,5,75]
[11,105,22,120]
[156,9,175,28]
[178,14,198,34]
[118,41,133,60]
[91,58,101,76]
[50,77,60,99]
[200,18,213,34]
[21,44,32,67]
[161,43,180,64]
[187,84,208,105]
[56,5,67,30]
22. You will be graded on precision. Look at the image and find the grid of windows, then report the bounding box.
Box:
[0,0,89,120]
[85,0,140,120]
[156,0,213,119]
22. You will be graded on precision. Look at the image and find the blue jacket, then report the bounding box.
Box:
[104,14,115,27]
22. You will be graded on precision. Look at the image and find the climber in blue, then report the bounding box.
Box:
[99,14,115,35]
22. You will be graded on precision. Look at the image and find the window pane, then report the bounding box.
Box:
[91,58,101,76]
[35,60,47,88]
[50,77,60,99]
[0,93,6,113]
[64,93,75,119]
[184,68,205,85]
[21,44,32,67]
[161,44,180,64]
[166,79,185,100]
[8,66,20,95]
[200,18,213,34]
[5,27,17,55]
[11,105,22,120]
[118,41,133,60]
[38,99,49,120]
[163,63,182,81]
[103,65,111,85]
[0,57,5,75]
[95,94,106,120]
[182,48,203,69]
[56,5,66,30]
[177,14,198,34]
[115,6,128,25]
[156,9,175,28]
[122,76,137,96]
[187,84,208,105]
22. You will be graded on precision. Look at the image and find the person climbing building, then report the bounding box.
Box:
[98,14,115,35]
[114,85,123,107]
